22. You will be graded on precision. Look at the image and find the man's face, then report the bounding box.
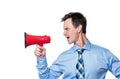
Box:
[63,18,80,44]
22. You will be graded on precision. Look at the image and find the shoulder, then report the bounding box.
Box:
[90,42,117,59]
[90,42,110,52]
[87,42,113,58]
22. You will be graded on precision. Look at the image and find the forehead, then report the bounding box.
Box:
[63,18,73,28]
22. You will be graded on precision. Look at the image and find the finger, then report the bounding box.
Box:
[35,51,44,58]
[35,45,46,58]
[35,45,43,52]
[37,45,45,50]
[34,51,42,56]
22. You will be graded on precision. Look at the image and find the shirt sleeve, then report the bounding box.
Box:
[107,50,120,79]
[36,56,62,79]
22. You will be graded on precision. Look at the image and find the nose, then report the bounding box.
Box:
[63,30,66,36]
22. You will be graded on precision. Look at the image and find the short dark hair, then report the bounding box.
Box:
[61,12,87,34]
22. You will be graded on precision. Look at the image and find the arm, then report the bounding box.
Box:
[34,45,62,79]
[107,50,120,79]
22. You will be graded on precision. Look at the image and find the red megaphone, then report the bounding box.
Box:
[24,32,51,48]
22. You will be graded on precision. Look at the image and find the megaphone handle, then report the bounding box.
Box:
[38,44,43,46]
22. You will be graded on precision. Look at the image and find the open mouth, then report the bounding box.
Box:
[66,36,70,39]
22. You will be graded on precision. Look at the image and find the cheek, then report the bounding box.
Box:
[74,34,79,40]
[71,31,78,39]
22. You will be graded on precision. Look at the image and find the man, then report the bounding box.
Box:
[34,12,120,79]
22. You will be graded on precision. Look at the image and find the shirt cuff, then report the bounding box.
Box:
[36,56,48,69]
[37,56,47,65]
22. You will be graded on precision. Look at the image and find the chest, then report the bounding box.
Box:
[59,53,78,75]
[83,52,108,75]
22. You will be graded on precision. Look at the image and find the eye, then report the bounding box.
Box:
[64,28,70,31]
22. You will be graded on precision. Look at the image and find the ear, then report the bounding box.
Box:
[77,25,82,33]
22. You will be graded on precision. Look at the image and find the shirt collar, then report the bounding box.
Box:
[71,40,91,52]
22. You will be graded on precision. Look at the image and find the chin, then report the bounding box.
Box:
[67,42,71,44]
[68,41,73,44]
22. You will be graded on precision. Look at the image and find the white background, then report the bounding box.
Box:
[0,0,120,79]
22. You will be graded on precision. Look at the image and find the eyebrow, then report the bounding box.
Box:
[64,27,70,30]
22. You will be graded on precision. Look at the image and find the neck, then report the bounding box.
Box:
[75,33,88,48]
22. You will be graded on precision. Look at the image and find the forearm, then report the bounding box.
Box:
[36,56,49,79]
[36,56,62,79]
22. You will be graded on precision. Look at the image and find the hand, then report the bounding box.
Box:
[34,45,46,58]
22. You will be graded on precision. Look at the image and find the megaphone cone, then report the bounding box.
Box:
[24,32,51,48]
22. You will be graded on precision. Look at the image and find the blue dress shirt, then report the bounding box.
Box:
[36,41,120,79]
